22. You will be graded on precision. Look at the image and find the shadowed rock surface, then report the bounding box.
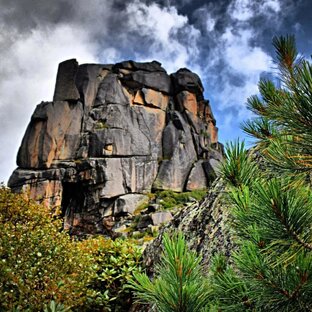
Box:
[9,59,223,236]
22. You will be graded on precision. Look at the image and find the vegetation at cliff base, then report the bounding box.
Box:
[79,236,142,311]
[155,189,208,210]
[0,186,142,311]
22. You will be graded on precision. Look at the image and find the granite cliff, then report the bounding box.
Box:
[8,59,223,236]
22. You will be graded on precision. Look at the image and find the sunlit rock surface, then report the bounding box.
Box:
[9,59,223,236]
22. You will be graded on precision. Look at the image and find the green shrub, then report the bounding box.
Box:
[79,236,143,312]
[0,186,143,312]
[0,186,93,311]
[156,189,207,210]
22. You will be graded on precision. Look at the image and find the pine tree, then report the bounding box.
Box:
[128,232,212,312]
[210,36,312,311]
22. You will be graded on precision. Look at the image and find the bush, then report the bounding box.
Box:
[0,186,93,311]
[156,189,207,210]
[79,236,142,312]
[0,186,143,311]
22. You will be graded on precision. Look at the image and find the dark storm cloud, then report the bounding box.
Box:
[0,0,141,58]
[0,0,304,67]
[0,0,74,31]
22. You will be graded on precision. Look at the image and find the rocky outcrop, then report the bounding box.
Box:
[8,59,223,236]
[130,178,234,312]
[142,178,234,273]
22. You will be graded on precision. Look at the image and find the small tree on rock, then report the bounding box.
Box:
[128,232,212,312]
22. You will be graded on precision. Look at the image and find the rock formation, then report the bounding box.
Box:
[8,59,223,236]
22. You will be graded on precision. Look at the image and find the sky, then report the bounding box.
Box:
[0,0,312,183]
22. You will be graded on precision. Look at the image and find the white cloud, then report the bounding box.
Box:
[215,28,272,127]
[0,24,99,182]
[262,0,280,12]
[127,1,187,44]
[230,0,281,22]
[206,16,216,32]
[221,28,272,75]
[125,0,201,73]
[220,1,273,114]
[200,0,276,140]
[230,0,254,21]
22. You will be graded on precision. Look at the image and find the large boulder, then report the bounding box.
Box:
[171,68,204,96]
[121,71,172,94]
[186,160,208,191]
[151,211,173,226]
[114,194,149,215]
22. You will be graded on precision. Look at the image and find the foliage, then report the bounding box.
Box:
[0,186,93,311]
[43,300,71,312]
[243,35,312,174]
[79,236,143,312]
[221,140,261,188]
[156,189,207,210]
[128,232,212,312]
[211,35,312,311]
[0,186,143,312]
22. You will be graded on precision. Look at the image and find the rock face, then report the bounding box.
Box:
[8,59,223,236]
[143,178,234,273]
[130,178,234,312]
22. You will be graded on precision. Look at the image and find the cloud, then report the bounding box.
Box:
[124,0,201,73]
[229,0,280,22]
[216,27,272,112]
[0,0,203,182]
[0,23,98,182]
[230,0,255,21]
[221,28,272,73]
[194,0,297,143]
[204,0,289,105]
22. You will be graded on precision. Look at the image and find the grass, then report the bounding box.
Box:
[95,121,109,129]
[124,189,207,242]
[132,189,208,214]
[156,189,207,210]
